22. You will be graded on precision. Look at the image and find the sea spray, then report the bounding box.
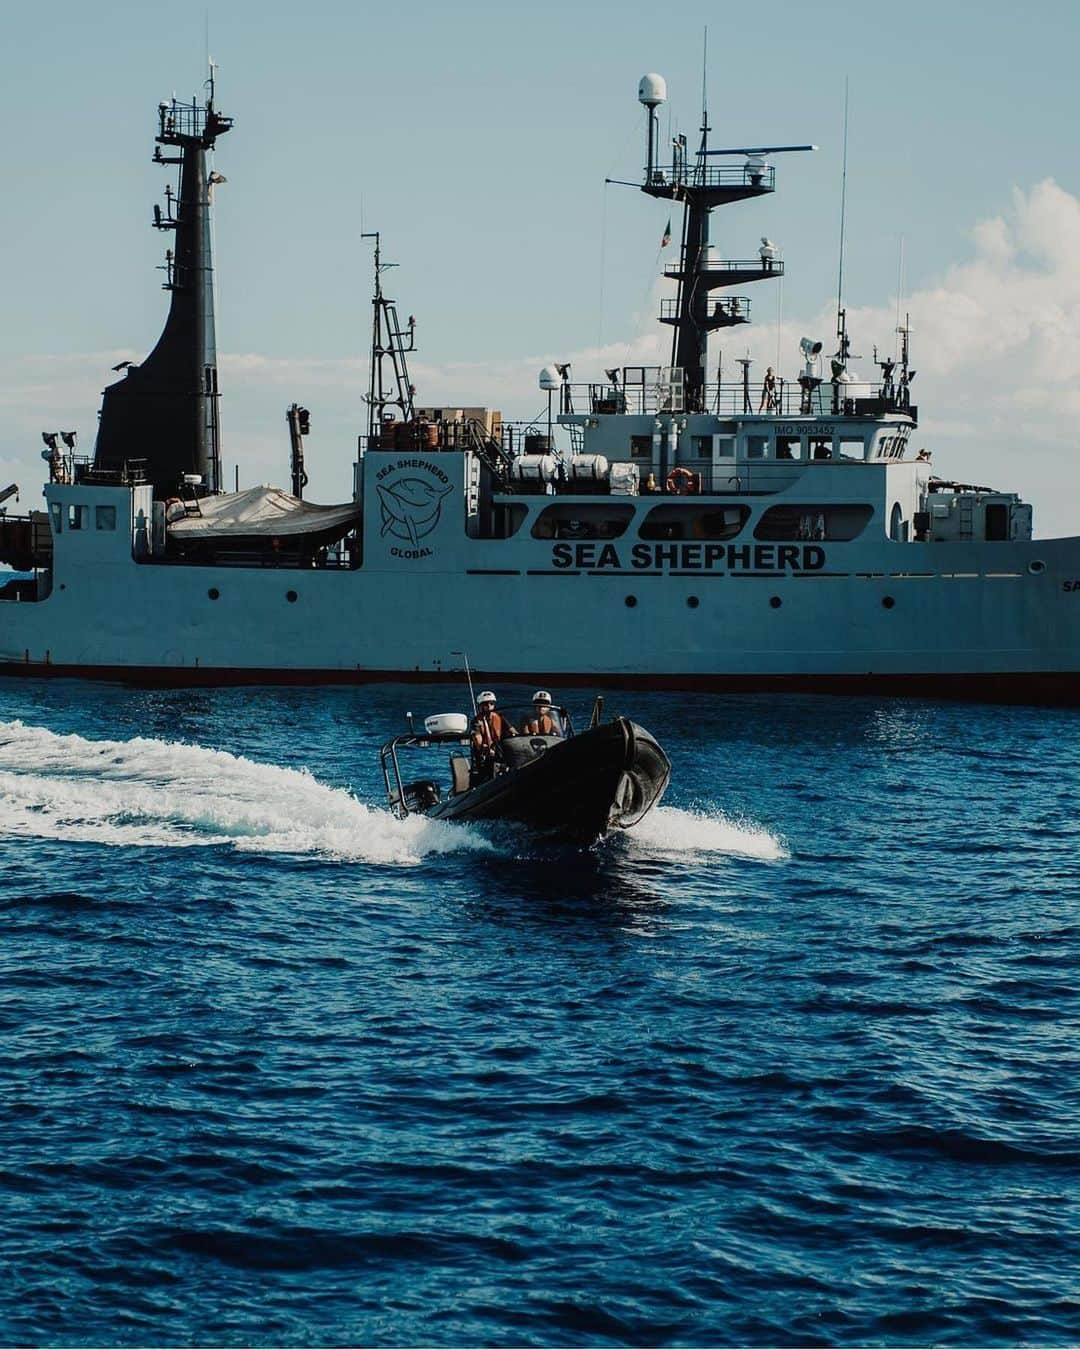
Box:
[0,720,488,865]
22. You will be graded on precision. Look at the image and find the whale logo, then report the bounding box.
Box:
[377,474,454,547]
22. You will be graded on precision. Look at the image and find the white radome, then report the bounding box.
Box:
[538,364,562,391]
[638,73,667,108]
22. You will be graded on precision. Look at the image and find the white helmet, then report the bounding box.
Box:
[532,689,553,705]
[477,690,497,706]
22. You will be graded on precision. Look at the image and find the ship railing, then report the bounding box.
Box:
[70,457,149,487]
[645,163,776,192]
[689,381,917,418]
[662,258,785,280]
[659,297,751,324]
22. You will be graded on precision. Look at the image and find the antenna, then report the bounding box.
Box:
[836,76,850,336]
[451,650,477,714]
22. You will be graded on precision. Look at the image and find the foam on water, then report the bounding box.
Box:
[0,720,488,865]
[628,804,787,861]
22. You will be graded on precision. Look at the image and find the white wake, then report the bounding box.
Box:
[626,804,787,861]
[0,720,488,865]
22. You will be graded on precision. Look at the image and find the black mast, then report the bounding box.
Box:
[93,76,232,497]
[638,73,812,412]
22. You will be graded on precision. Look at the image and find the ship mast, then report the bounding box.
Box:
[93,72,232,497]
[361,232,416,442]
[638,73,814,412]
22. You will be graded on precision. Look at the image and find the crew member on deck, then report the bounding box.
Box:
[472,691,516,777]
[759,367,778,413]
[523,690,562,737]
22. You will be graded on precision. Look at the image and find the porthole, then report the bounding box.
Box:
[625,595,638,609]
[769,595,782,609]
[208,587,220,601]
[286,590,298,603]
[686,595,700,609]
[1028,560,1046,575]
[882,595,896,609]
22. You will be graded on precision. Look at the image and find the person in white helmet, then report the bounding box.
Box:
[471,691,516,777]
[523,689,562,737]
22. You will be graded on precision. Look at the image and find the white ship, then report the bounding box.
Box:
[1,73,1077,703]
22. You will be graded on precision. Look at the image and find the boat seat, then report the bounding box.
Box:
[450,754,471,795]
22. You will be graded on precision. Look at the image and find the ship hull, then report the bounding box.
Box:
[3,474,1080,707]
[0,659,1077,706]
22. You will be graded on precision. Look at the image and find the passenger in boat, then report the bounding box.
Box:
[523,690,563,737]
[471,692,517,777]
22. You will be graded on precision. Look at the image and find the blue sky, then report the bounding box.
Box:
[2,0,1078,535]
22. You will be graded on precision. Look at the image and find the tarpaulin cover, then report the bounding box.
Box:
[167,485,361,539]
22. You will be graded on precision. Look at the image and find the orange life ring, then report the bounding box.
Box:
[666,466,695,495]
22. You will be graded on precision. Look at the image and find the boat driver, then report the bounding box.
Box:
[471,691,516,777]
[523,690,562,737]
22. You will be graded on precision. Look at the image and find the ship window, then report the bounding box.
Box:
[838,437,865,460]
[67,504,88,531]
[754,503,873,542]
[746,435,768,459]
[713,436,735,459]
[691,435,712,458]
[49,503,62,534]
[95,505,117,531]
[687,595,700,608]
[630,435,653,458]
[809,435,833,460]
[638,504,749,540]
[531,503,635,540]
[776,435,801,461]
[494,503,527,539]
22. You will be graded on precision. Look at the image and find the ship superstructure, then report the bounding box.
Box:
[0,73,1077,703]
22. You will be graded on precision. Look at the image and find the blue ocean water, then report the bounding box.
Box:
[0,679,1077,1348]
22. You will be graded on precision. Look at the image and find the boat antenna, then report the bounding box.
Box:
[836,76,849,339]
[451,649,477,714]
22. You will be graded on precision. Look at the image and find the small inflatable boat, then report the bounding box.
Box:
[381,699,670,845]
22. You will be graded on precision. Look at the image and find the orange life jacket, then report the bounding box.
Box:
[474,711,508,748]
[526,712,557,735]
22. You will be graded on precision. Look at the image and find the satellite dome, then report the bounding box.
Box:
[638,73,667,108]
[538,364,562,391]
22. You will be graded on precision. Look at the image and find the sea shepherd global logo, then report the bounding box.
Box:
[375,459,453,559]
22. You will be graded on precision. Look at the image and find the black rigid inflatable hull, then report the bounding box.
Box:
[427,717,670,844]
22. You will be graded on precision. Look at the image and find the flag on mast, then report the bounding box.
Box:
[661,217,672,248]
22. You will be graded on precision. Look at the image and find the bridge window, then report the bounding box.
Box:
[95,505,117,531]
[754,503,873,542]
[67,504,88,531]
[776,435,801,461]
[713,436,735,459]
[809,435,833,460]
[630,435,653,458]
[838,437,865,460]
[531,503,635,540]
[746,435,768,459]
[49,503,62,534]
[639,504,749,541]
